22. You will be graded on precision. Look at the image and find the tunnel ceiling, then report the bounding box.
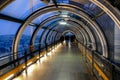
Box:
[0,0,120,60]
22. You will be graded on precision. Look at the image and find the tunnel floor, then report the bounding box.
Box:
[13,43,94,80]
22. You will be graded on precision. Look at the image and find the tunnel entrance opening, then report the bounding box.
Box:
[64,32,76,46]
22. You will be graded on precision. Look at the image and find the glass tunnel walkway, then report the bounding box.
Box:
[13,42,94,80]
[0,40,119,80]
[0,0,120,80]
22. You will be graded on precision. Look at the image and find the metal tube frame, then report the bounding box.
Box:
[13,4,108,57]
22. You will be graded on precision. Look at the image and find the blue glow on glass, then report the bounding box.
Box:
[56,0,69,3]
[0,0,47,20]
[32,12,59,24]
[0,19,20,35]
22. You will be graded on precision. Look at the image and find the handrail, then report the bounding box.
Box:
[0,43,47,61]
[0,50,39,71]
[86,45,120,71]
[0,41,60,78]
[93,51,120,69]
[78,41,120,70]
[0,50,25,59]
[78,42,120,80]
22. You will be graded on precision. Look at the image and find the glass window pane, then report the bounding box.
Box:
[40,30,49,48]
[43,19,61,28]
[34,29,44,43]
[0,0,47,20]
[18,25,35,51]
[32,12,59,25]
[0,19,20,56]
[57,0,69,3]
[34,29,44,50]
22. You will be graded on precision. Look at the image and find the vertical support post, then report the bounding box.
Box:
[24,51,27,74]
[29,45,34,58]
[81,43,83,54]
[17,53,20,66]
[39,29,46,59]
[54,32,58,49]
[110,64,115,80]
[50,32,54,51]
[84,46,87,63]
[45,42,48,56]
[38,43,41,62]
[13,52,19,67]
[45,30,50,56]
[91,42,95,75]
[92,50,94,75]
[49,31,54,51]
[13,53,16,67]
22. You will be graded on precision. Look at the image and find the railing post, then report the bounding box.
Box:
[45,42,48,56]
[92,50,95,75]
[24,51,27,74]
[54,41,56,49]
[29,45,34,58]
[110,64,115,80]
[13,53,16,67]
[13,52,19,67]
[17,53,20,66]
[50,44,52,51]
[84,46,87,62]
[38,43,41,62]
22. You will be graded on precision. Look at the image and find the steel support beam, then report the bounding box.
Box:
[0,14,24,23]
[0,14,39,27]
[44,21,86,44]
[92,11,105,21]
[39,21,82,50]
[0,0,14,10]
[31,15,95,49]
[47,31,56,44]
[30,19,61,45]
[89,0,120,29]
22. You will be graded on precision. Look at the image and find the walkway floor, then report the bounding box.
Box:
[13,44,94,80]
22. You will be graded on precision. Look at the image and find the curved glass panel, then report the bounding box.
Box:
[114,24,120,63]
[0,0,47,20]
[43,19,61,28]
[84,2,103,16]
[34,29,44,43]
[51,32,58,43]
[70,0,89,5]
[55,33,61,41]
[34,29,44,50]
[47,31,55,45]
[41,30,49,48]
[32,12,59,25]
[0,19,20,56]
[57,0,69,3]
[18,25,35,51]
[96,14,115,59]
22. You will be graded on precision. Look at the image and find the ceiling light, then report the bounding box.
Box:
[61,15,68,17]
[59,21,67,25]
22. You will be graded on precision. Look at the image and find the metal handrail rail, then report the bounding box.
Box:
[83,44,120,75]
